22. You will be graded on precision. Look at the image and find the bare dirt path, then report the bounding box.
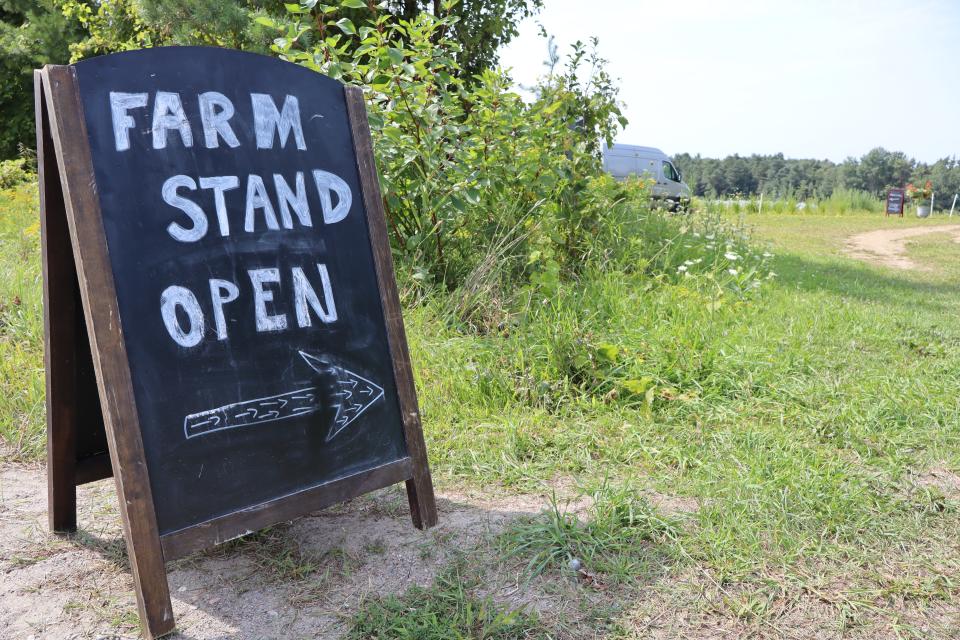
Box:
[844,224,960,270]
[0,463,553,639]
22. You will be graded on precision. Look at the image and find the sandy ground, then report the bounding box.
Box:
[844,224,960,270]
[0,463,567,639]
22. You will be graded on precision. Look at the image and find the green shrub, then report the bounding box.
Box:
[0,158,33,190]
[261,0,625,287]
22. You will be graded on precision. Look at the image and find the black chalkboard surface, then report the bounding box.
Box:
[886,188,905,216]
[73,47,408,535]
[38,47,436,638]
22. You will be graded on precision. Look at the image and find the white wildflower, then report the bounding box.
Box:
[724,252,739,261]
[728,268,738,276]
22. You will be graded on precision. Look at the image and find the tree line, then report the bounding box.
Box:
[673,148,960,203]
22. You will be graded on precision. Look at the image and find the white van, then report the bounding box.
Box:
[603,144,691,210]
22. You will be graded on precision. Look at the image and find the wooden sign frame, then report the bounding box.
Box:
[35,62,437,639]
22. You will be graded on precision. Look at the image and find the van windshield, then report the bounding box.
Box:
[662,161,680,182]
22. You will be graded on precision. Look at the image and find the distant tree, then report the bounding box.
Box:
[383,0,542,77]
[837,157,863,191]
[857,147,912,196]
[671,149,954,202]
[723,155,756,194]
[916,157,960,205]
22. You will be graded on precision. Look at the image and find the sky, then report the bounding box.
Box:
[499,0,960,163]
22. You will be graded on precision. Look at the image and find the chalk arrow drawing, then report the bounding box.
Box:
[298,350,385,441]
[183,351,384,441]
[184,387,319,439]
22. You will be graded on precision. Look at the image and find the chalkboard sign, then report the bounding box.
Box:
[36,47,436,639]
[886,188,905,216]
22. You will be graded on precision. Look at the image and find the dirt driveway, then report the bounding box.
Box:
[845,224,960,270]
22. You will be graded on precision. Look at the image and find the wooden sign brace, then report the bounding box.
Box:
[36,57,437,639]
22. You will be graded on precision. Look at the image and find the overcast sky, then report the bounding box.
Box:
[499,0,959,163]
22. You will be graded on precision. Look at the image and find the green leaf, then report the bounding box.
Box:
[335,17,356,35]
[596,342,619,362]
[255,16,277,27]
[543,100,563,115]
[340,0,367,7]
[621,377,653,395]
[387,47,405,65]
[383,127,404,141]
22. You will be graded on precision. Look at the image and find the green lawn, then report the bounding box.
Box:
[403,209,960,636]
[3,182,960,637]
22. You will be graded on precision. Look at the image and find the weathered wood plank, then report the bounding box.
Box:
[160,457,413,561]
[41,64,175,639]
[36,69,80,533]
[344,86,438,529]
[75,452,113,485]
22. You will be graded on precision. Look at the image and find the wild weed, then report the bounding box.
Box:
[500,481,680,582]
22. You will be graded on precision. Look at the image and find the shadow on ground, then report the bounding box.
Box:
[771,252,960,315]
[1,465,681,639]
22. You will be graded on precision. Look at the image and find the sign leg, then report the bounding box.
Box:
[405,475,437,529]
[37,70,80,532]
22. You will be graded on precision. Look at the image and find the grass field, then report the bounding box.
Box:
[3,182,960,637]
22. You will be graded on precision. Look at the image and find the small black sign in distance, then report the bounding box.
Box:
[36,47,436,639]
[886,188,905,216]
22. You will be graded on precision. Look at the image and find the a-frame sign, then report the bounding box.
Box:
[35,47,437,638]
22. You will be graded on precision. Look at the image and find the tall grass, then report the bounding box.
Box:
[695,187,883,216]
[820,186,883,213]
[0,184,43,458]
